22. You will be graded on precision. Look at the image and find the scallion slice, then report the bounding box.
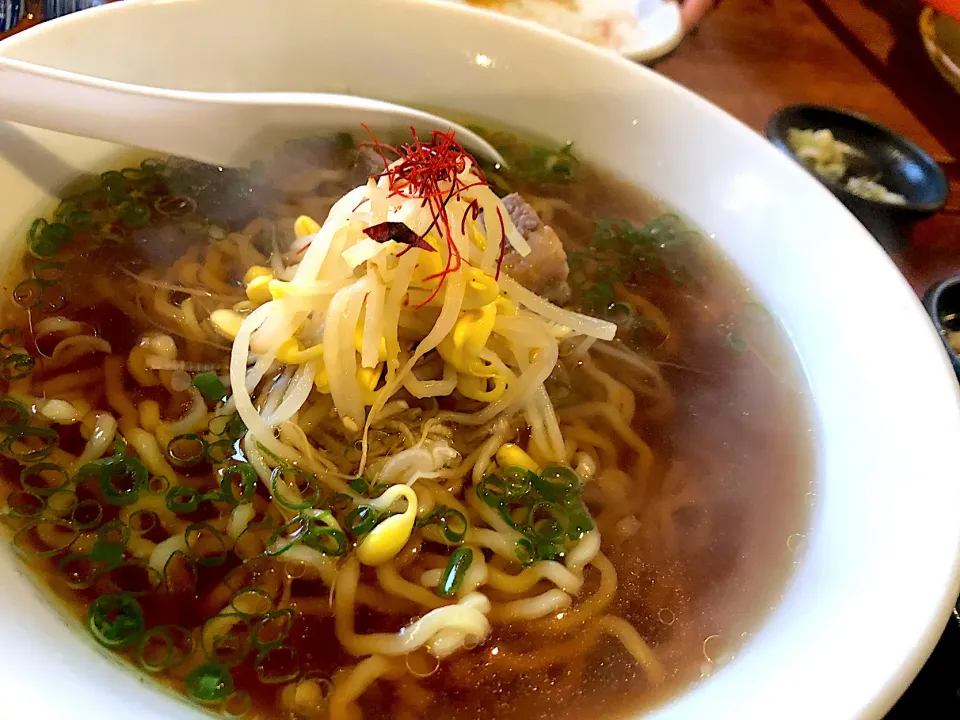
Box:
[193,372,226,402]
[87,593,144,649]
[437,547,474,597]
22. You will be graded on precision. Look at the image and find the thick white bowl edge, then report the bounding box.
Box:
[0,1,958,719]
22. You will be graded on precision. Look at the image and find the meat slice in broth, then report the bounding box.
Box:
[500,192,571,304]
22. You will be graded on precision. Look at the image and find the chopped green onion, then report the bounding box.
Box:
[166,485,200,514]
[13,518,78,557]
[185,661,234,704]
[6,490,46,518]
[56,201,93,228]
[476,474,508,509]
[193,372,226,402]
[303,525,347,556]
[97,519,131,548]
[368,482,391,498]
[3,426,59,463]
[19,462,69,496]
[349,476,370,494]
[265,516,346,557]
[71,498,104,530]
[129,509,158,535]
[230,587,274,617]
[163,550,198,594]
[265,517,306,556]
[210,632,252,669]
[98,456,148,506]
[138,625,194,673]
[583,281,615,313]
[534,466,581,502]
[527,502,566,541]
[1,353,36,381]
[223,691,252,719]
[27,218,48,251]
[565,502,595,540]
[206,438,236,464]
[515,538,536,567]
[32,261,66,287]
[200,612,250,665]
[345,505,378,537]
[607,302,633,322]
[500,466,537,500]
[28,221,72,257]
[254,645,301,684]
[89,537,125,569]
[0,396,29,430]
[437,547,473,597]
[167,433,207,466]
[147,475,170,494]
[58,552,105,590]
[323,492,353,512]
[251,609,294,650]
[100,171,129,202]
[45,488,78,514]
[271,466,322,510]
[184,522,228,566]
[87,593,144,649]
[417,505,468,544]
[225,414,247,440]
[220,463,257,505]
[207,414,230,436]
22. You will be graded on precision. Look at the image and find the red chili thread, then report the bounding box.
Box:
[494,206,507,280]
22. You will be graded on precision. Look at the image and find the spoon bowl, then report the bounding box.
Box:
[0,57,506,168]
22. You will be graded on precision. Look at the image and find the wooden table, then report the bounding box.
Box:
[656,0,960,298]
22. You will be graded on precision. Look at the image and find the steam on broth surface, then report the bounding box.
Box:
[0,128,812,720]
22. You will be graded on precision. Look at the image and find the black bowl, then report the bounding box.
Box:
[923,273,960,380]
[767,105,949,221]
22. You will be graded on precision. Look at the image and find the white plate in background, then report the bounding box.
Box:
[444,0,684,62]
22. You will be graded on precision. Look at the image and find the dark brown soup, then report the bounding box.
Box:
[0,129,812,720]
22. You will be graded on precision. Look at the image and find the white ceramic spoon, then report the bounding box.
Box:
[0,57,506,168]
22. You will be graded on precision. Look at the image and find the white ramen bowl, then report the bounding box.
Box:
[0,1,959,718]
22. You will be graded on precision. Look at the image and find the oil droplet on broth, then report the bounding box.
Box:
[786,533,806,555]
[702,633,722,663]
[657,608,676,626]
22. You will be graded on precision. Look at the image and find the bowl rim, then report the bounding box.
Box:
[765,102,949,215]
[0,1,959,719]
[920,6,960,91]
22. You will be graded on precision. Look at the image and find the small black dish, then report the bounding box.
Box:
[767,105,949,222]
[923,273,960,380]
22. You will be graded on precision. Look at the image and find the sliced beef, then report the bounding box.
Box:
[348,146,387,185]
[500,193,571,305]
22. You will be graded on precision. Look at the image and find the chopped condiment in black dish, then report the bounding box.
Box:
[767,105,948,222]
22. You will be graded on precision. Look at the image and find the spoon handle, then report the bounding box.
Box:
[0,57,504,167]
